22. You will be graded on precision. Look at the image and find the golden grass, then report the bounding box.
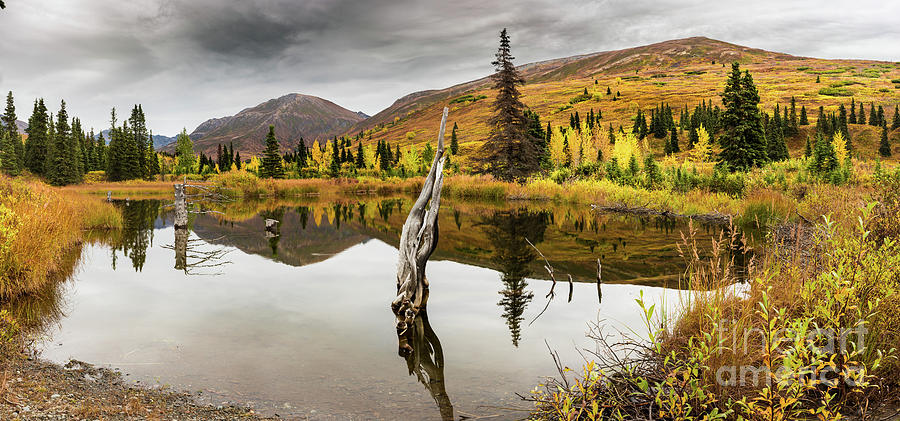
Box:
[0,176,122,300]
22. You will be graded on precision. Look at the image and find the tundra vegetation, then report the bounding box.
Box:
[0,28,899,420]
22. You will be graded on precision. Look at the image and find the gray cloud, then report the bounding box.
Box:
[0,0,897,135]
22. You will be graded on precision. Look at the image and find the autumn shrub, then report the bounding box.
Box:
[530,185,900,420]
[0,176,120,300]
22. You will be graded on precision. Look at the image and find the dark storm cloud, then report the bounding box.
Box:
[0,0,897,135]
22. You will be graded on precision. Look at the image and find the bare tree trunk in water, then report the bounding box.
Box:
[174,183,187,229]
[392,107,448,333]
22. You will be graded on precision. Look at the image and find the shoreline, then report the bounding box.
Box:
[1,355,270,420]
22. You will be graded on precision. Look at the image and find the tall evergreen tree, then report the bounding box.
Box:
[849,99,857,124]
[719,63,768,171]
[127,105,148,179]
[669,126,680,154]
[1,92,16,145]
[1,91,21,173]
[71,117,85,179]
[799,105,808,125]
[449,122,459,155]
[47,100,78,185]
[869,103,878,126]
[259,125,284,178]
[858,102,866,125]
[355,141,365,168]
[879,123,892,157]
[477,28,541,181]
[893,105,900,131]
[0,131,19,176]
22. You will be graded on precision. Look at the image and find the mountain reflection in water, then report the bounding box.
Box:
[9,196,751,420]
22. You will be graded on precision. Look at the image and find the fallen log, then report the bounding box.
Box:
[392,107,448,333]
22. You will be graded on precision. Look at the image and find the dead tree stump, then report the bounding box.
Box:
[174,183,187,229]
[392,107,448,333]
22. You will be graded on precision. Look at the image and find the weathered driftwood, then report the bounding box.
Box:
[392,107,448,332]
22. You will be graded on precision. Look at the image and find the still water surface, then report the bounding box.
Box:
[25,197,744,420]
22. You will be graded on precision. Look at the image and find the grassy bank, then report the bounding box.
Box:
[0,176,121,300]
[528,169,900,419]
[201,158,886,229]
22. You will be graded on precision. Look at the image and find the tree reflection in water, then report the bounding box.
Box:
[397,311,453,421]
[480,209,550,347]
[109,200,161,271]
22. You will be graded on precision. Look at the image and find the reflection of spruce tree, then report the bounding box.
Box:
[356,203,367,226]
[480,209,549,346]
[296,206,309,230]
[113,200,161,271]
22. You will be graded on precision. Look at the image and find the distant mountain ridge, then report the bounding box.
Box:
[169,93,366,155]
[0,119,28,135]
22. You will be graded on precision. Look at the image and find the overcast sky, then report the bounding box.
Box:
[1,0,897,135]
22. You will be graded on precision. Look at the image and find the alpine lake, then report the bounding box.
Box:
[5,193,753,420]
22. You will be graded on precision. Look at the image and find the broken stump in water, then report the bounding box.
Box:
[392,107,448,334]
[174,183,187,229]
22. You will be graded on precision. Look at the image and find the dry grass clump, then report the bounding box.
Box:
[529,179,900,420]
[0,176,120,300]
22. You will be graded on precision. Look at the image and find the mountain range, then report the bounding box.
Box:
[161,93,368,155]
[166,37,899,159]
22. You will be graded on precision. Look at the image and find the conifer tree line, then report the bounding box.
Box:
[0,91,166,184]
[106,105,159,182]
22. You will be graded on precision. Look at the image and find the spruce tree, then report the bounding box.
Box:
[0,131,19,176]
[719,63,768,171]
[669,126,680,153]
[800,105,808,125]
[355,142,365,168]
[858,102,866,125]
[450,122,459,154]
[47,101,79,185]
[869,104,878,126]
[477,28,542,181]
[804,137,812,158]
[893,105,900,131]
[1,91,20,174]
[70,117,84,180]
[259,125,284,178]
[234,151,242,170]
[879,123,892,157]
[25,99,50,176]
[1,92,16,146]
[849,99,857,124]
